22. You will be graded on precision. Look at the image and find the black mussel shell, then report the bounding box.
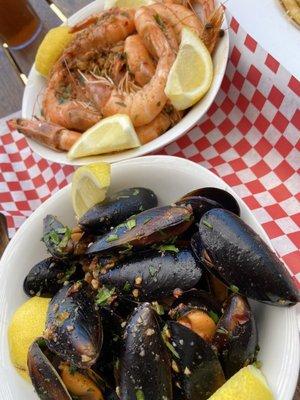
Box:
[176,196,222,222]
[100,248,202,301]
[23,257,82,297]
[95,307,124,386]
[212,294,258,378]
[42,215,73,259]
[182,187,240,216]
[45,282,102,368]
[27,339,72,400]
[197,208,300,305]
[79,187,157,234]
[119,303,172,399]
[168,322,225,400]
[86,205,193,256]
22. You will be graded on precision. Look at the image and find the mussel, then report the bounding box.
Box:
[79,187,158,234]
[23,257,82,297]
[167,321,225,399]
[169,290,221,341]
[176,196,222,222]
[119,303,172,399]
[212,294,258,378]
[28,339,112,400]
[181,187,240,216]
[28,340,72,400]
[86,205,193,256]
[193,208,299,305]
[45,282,102,368]
[42,215,73,259]
[100,248,202,301]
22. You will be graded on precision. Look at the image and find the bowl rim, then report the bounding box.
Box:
[21,0,229,165]
[0,155,298,399]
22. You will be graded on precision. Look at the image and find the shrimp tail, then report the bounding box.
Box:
[8,119,81,152]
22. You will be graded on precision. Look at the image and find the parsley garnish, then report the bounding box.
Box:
[135,389,145,400]
[202,220,213,229]
[106,234,119,242]
[95,287,116,306]
[126,219,136,230]
[159,244,179,253]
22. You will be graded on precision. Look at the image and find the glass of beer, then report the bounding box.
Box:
[0,0,42,49]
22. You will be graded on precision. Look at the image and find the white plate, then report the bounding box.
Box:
[0,156,298,399]
[22,0,229,165]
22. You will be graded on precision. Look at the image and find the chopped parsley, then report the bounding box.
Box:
[149,265,158,277]
[229,284,239,293]
[159,244,179,253]
[133,189,140,195]
[208,311,219,324]
[123,281,131,292]
[95,287,116,306]
[202,220,213,229]
[42,225,71,253]
[135,389,145,400]
[106,234,119,242]
[126,219,136,230]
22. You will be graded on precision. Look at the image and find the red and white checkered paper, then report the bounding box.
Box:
[0,13,299,285]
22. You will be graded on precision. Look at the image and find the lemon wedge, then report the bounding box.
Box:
[165,26,213,110]
[208,365,275,400]
[35,26,73,77]
[8,297,50,380]
[104,0,153,9]
[72,162,111,217]
[68,114,141,160]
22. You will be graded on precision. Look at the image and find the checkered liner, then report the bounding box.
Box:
[0,13,299,285]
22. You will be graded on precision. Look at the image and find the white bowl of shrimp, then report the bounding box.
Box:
[21,0,229,165]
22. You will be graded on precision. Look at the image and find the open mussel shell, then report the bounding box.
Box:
[42,215,73,259]
[212,294,258,379]
[167,321,225,400]
[45,282,102,368]
[119,303,172,399]
[23,257,82,297]
[100,248,202,301]
[28,339,72,400]
[196,208,300,306]
[79,187,157,234]
[181,187,240,216]
[169,290,221,342]
[28,339,110,400]
[176,196,222,222]
[86,205,193,256]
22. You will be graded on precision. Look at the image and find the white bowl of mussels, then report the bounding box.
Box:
[0,155,299,400]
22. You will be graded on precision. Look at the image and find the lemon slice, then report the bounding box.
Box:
[208,365,275,400]
[8,297,50,381]
[35,26,73,77]
[68,114,141,160]
[104,0,153,9]
[72,162,111,217]
[165,26,213,111]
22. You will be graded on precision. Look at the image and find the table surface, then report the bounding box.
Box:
[0,0,299,398]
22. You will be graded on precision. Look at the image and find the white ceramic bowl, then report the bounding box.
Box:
[0,156,298,399]
[22,0,229,165]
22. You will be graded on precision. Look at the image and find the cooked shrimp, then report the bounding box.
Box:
[136,103,183,143]
[125,34,156,86]
[150,2,203,42]
[97,6,176,127]
[43,66,101,132]
[64,8,136,63]
[9,119,81,151]
[151,1,223,53]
